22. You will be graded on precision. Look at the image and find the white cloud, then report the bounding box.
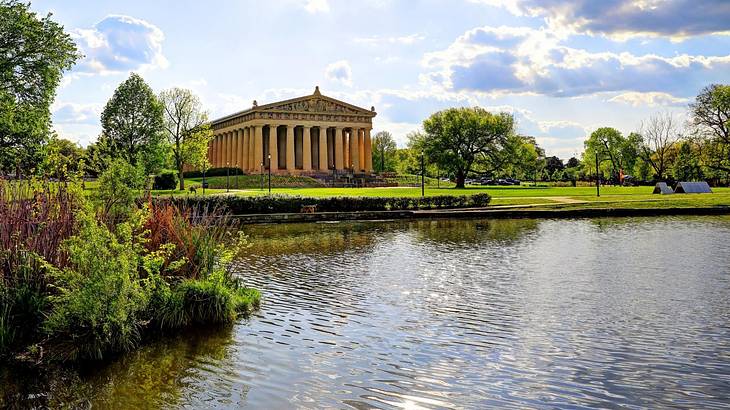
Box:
[354,33,426,46]
[423,25,730,98]
[51,102,101,125]
[71,15,168,75]
[470,0,730,40]
[608,91,688,107]
[325,60,353,87]
[304,0,330,13]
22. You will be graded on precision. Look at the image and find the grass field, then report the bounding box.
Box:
[76,178,730,210]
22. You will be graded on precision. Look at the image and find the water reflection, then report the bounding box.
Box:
[3,216,730,408]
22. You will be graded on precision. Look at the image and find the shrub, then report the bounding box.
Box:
[97,159,146,220]
[182,167,243,178]
[153,170,178,190]
[42,208,150,361]
[155,193,492,215]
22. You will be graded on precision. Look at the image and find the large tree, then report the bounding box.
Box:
[690,84,730,173]
[637,112,681,180]
[159,87,211,189]
[41,135,84,180]
[100,73,165,172]
[371,130,397,172]
[418,107,514,188]
[583,127,637,182]
[0,0,79,176]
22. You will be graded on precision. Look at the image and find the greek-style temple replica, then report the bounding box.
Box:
[206,86,376,175]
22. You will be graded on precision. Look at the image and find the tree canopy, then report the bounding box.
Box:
[371,130,397,172]
[100,73,165,172]
[690,84,730,173]
[0,0,80,175]
[417,107,514,188]
[159,87,211,189]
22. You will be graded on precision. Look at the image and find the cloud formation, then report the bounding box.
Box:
[423,25,730,98]
[472,0,730,39]
[325,60,353,86]
[72,15,168,75]
[303,0,330,13]
[51,102,101,125]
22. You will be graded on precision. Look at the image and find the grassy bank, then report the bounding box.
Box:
[0,181,260,363]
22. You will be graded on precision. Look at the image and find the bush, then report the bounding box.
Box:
[97,159,146,220]
[153,170,178,190]
[182,167,242,178]
[0,181,261,363]
[42,208,150,361]
[156,193,492,215]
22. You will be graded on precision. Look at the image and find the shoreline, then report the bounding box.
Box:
[231,205,730,224]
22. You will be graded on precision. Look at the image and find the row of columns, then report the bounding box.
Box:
[208,125,373,173]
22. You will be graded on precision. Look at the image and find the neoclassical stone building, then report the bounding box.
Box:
[207,87,376,174]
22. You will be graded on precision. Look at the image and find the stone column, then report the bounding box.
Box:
[240,128,249,172]
[215,134,223,168]
[318,126,328,170]
[247,127,254,171]
[364,128,373,172]
[269,124,278,171]
[209,137,215,167]
[358,129,365,171]
[334,127,344,170]
[253,125,263,173]
[302,126,312,171]
[228,132,234,167]
[232,130,239,170]
[286,125,295,172]
[350,128,360,172]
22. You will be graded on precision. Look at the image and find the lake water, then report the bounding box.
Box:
[2,217,730,409]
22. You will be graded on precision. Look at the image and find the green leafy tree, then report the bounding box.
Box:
[159,88,212,190]
[583,127,635,182]
[97,159,146,219]
[371,130,397,172]
[100,73,165,173]
[41,135,84,180]
[544,156,564,180]
[417,107,514,188]
[672,141,702,181]
[0,0,80,176]
[690,84,730,173]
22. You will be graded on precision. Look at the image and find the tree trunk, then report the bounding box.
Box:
[455,171,465,188]
[179,168,185,190]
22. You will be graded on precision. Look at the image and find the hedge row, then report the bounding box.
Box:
[197,174,325,189]
[183,167,243,178]
[152,193,491,214]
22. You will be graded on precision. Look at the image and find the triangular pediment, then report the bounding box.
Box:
[257,94,375,116]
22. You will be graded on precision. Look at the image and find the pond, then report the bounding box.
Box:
[2,216,730,408]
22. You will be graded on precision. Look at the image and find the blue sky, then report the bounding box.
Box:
[33,0,730,158]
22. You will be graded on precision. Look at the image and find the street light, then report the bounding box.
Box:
[226,161,230,192]
[267,154,272,194]
[420,151,425,197]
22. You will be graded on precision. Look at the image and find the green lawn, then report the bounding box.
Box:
[76,178,730,209]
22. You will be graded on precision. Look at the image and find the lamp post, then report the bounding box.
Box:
[420,151,425,197]
[235,163,239,189]
[226,161,230,192]
[202,166,206,196]
[267,154,272,194]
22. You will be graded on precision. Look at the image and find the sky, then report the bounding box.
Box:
[32,0,730,158]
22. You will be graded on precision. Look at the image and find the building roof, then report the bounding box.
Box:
[209,86,376,127]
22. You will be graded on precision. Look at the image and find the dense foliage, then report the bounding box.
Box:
[417,107,515,188]
[100,73,166,173]
[0,179,259,363]
[159,193,491,214]
[0,0,80,176]
[153,170,179,190]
